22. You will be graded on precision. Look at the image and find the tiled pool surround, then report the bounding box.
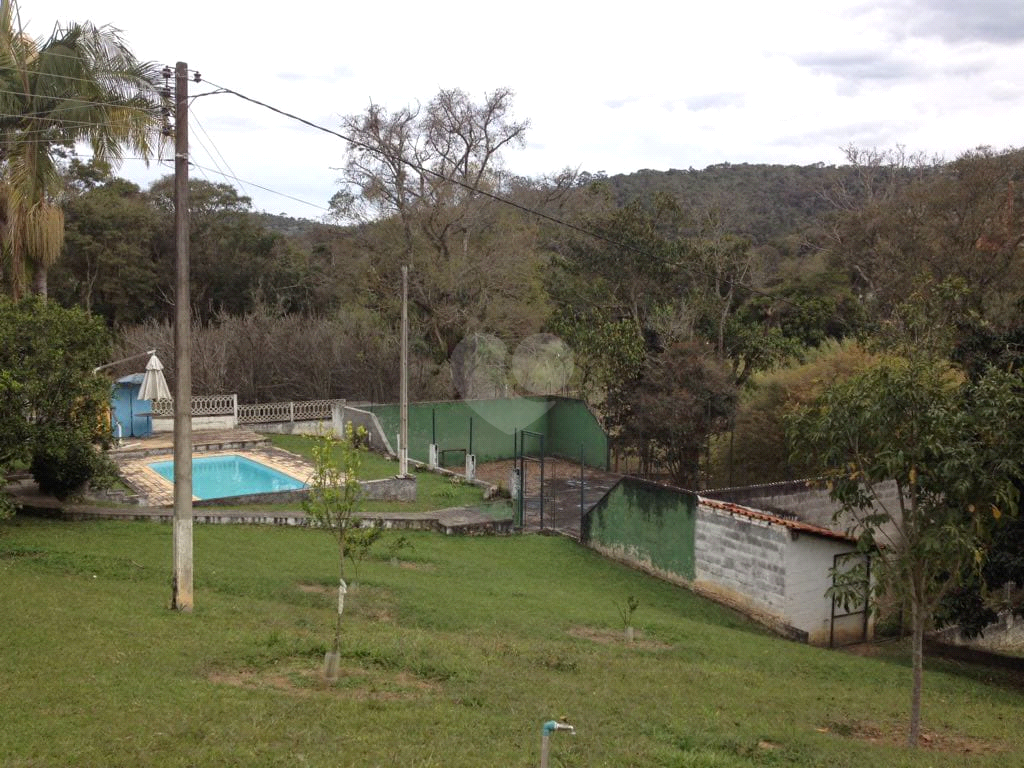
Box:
[119,450,312,506]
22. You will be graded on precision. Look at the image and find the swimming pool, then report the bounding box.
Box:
[148,455,306,500]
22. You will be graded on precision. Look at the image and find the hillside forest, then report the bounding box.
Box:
[7,88,1024,493]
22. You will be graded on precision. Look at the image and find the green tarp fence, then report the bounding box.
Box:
[366,396,608,468]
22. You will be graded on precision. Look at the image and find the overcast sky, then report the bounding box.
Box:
[22,0,1024,219]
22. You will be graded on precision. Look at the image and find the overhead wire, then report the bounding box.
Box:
[0,61,828,314]
[190,112,249,200]
[199,77,803,311]
[186,162,330,213]
[62,151,331,214]
[0,77,165,117]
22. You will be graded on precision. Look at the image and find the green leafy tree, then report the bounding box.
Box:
[708,340,876,488]
[788,355,1024,746]
[148,178,304,322]
[301,426,366,670]
[625,341,737,488]
[0,297,115,511]
[0,0,163,298]
[52,177,162,324]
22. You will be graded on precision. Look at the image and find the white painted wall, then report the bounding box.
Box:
[785,534,869,646]
[151,415,235,433]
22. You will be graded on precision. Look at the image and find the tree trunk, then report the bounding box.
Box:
[32,264,48,299]
[909,596,924,747]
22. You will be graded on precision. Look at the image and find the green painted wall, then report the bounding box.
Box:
[581,478,697,581]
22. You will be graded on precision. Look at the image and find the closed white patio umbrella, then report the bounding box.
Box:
[138,354,171,402]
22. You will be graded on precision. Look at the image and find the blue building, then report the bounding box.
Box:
[111,374,154,438]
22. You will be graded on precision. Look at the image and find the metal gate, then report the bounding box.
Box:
[514,429,545,530]
[829,551,872,648]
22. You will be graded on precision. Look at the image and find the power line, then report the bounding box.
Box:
[0,65,163,95]
[67,151,330,213]
[186,161,330,213]
[0,78,164,117]
[200,77,801,310]
[190,113,249,200]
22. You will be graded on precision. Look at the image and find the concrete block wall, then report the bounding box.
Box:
[583,483,866,646]
[253,419,329,436]
[694,503,788,617]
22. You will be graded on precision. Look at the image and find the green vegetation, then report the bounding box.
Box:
[2,517,1022,767]
[0,297,116,512]
[0,0,163,299]
[789,354,1024,746]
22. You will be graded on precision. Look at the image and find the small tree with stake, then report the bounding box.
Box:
[302,425,365,680]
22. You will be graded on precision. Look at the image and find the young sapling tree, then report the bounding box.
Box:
[617,595,640,642]
[302,424,366,679]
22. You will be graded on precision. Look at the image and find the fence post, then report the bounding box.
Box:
[232,394,238,428]
[331,401,344,438]
[289,401,295,423]
[580,442,585,527]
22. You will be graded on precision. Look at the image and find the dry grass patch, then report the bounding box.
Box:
[819,719,1007,755]
[296,582,333,595]
[568,625,673,650]
[209,663,441,701]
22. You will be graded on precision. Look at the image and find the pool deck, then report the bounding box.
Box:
[119,447,313,507]
[107,429,311,506]
[109,428,271,460]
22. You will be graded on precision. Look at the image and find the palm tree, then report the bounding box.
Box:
[0,0,163,297]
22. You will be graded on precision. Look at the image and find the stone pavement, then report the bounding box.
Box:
[117,446,314,506]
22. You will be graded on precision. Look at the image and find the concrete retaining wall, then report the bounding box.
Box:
[194,475,416,507]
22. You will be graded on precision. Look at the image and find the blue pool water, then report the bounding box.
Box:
[148,455,306,500]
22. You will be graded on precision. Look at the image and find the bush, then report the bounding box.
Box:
[30,432,117,500]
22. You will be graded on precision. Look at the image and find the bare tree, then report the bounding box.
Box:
[335,88,533,361]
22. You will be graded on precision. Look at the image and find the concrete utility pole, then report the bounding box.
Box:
[399,265,409,476]
[171,61,194,611]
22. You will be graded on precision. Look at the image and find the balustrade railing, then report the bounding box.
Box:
[151,394,235,418]
[237,399,341,425]
[151,395,344,426]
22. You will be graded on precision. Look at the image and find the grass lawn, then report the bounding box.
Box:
[2,518,1023,767]
[266,434,497,515]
